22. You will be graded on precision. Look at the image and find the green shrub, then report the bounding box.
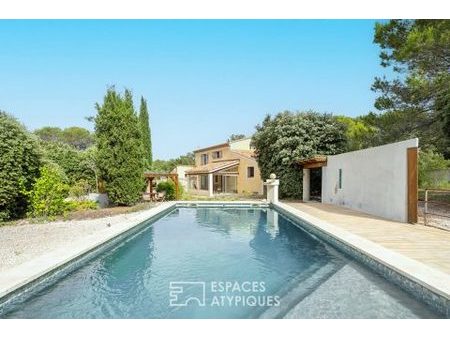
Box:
[28,164,69,218]
[156,181,176,200]
[66,200,98,211]
[69,179,91,199]
[0,112,42,221]
[419,149,450,188]
[177,183,184,199]
[40,141,97,190]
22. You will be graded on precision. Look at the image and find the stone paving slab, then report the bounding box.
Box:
[285,201,450,275]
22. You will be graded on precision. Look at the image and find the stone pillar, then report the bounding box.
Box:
[265,174,279,204]
[208,173,213,197]
[303,168,310,202]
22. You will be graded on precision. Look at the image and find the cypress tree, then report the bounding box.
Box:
[139,96,152,168]
[94,87,144,205]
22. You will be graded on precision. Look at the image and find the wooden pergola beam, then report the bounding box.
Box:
[407,147,418,223]
[302,161,327,169]
[298,155,328,169]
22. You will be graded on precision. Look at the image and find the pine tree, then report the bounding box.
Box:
[94,87,144,205]
[139,96,152,168]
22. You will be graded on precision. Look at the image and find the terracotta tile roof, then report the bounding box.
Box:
[186,160,240,175]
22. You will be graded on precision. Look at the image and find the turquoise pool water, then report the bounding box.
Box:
[0,207,441,318]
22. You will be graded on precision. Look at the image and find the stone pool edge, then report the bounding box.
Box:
[273,201,450,318]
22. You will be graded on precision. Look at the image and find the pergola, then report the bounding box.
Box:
[144,172,179,200]
[298,155,328,169]
[298,155,327,202]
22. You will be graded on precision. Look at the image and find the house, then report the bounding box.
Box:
[185,137,264,197]
[298,138,419,223]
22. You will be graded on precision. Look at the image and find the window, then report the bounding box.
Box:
[338,169,342,189]
[212,150,222,159]
[247,166,255,178]
[201,153,209,165]
[200,175,209,190]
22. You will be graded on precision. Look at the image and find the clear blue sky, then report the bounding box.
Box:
[0,20,386,159]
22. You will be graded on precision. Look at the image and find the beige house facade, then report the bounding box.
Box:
[186,138,264,197]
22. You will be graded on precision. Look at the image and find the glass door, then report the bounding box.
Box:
[223,175,237,193]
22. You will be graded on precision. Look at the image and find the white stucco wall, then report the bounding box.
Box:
[172,165,194,189]
[321,138,418,222]
[229,137,252,150]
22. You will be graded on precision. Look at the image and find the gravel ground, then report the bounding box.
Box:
[0,208,157,273]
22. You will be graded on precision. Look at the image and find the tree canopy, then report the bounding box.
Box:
[251,111,347,199]
[371,19,450,157]
[151,152,195,173]
[34,126,94,150]
[95,87,144,205]
[228,134,246,142]
[336,116,377,152]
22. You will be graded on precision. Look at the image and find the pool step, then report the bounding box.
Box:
[257,262,341,319]
[283,263,441,319]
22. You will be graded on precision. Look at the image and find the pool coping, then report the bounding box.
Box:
[273,201,450,317]
[0,200,268,303]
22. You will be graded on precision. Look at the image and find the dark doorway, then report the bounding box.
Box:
[310,168,322,202]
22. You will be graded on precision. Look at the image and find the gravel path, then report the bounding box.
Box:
[0,210,155,273]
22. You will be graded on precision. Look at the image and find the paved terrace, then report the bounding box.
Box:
[284,201,450,275]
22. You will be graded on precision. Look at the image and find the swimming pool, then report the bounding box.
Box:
[0,207,442,318]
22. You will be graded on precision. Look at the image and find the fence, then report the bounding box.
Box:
[418,188,450,230]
